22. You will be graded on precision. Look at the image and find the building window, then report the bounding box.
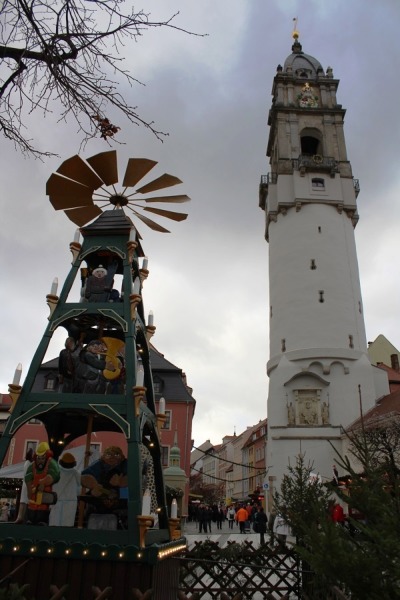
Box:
[24,440,38,455]
[312,177,325,189]
[161,446,169,467]
[45,376,57,391]
[162,410,171,430]
[153,377,163,394]
[90,443,101,456]
[260,427,265,436]
[310,259,316,270]
[319,290,325,303]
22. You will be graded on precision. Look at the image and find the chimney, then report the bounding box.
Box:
[390,354,399,372]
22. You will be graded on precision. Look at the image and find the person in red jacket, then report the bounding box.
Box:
[235,504,248,534]
[328,499,346,526]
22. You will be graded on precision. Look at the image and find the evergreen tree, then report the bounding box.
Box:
[274,426,400,600]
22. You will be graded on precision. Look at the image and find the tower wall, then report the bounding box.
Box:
[268,200,367,357]
[262,40,390,492]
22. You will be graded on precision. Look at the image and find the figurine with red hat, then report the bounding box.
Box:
[25,442,60,525]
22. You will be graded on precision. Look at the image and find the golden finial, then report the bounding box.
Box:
[292,17,299,40]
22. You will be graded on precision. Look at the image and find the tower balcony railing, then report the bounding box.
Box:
[293,153,339,176]
[259,173,277,209]
[353,178,360,197]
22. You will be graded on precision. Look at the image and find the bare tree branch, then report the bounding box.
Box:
[0,0,203,157]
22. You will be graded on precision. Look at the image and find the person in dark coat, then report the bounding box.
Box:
[254,506,268,544]
[206,505,213,532]
[216,505,225,530]
[197,505,207,533]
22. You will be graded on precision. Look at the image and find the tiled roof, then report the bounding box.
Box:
[376,363,400,382]
[347,389,400,431]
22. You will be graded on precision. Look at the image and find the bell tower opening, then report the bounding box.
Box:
[301,135,321,156]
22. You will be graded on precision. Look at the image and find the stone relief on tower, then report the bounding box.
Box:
[287,389,330,426]
[297,82,319,108]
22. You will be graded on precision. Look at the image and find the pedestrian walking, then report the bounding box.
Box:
[227,505,235,529]
[206,505,213,533]
[235,504,248,534]
[267,507,276,544]
[216,505,224,530]
[197,505,207,533]
[273,508,292,547]
[254,506,268,544]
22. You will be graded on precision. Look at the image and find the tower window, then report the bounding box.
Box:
[301,135,320,155]
[319,291,325,303]
[318,226,322,233]
[310,259,316,270]
[349,335,354,349]
[270,305,273,318]
[281,339,286,352]
[312,178,325,189]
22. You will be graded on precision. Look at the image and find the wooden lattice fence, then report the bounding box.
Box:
[177,540,350,600]
[178,539,301,599]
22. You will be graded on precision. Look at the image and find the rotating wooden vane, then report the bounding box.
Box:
[46,150,190,232]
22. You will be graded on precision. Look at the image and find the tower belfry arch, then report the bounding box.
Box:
[259,31,389,492]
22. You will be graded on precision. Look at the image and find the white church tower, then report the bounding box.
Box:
[259,30,389,493]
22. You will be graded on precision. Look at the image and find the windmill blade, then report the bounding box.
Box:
[57,155,104,190]
[86,150,118,186]
[142,194,191,204]
[64,205,103,226]
[122,158,158,188]
[131,210,170,233]
[143,207,188,222]
[47,173,94,210]
[136,174,182,194]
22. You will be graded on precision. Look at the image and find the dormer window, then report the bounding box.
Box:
[153,376,164,395]
[45,374,57,391]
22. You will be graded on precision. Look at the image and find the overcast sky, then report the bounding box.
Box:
[1,0,399,448]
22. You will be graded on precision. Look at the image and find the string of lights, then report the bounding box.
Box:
[192,445,266,470]
[191,465,267,485]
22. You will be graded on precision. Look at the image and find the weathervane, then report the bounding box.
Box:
[292,17,299,40]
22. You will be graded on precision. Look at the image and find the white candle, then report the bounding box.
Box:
[158,397,165,415]
[50,277,58,296]
[142,489,151,515]
[136,364,144,387]
[13,363,22,386]
[132,277,140,295]
[171,498,178,519]
[148,311,154,327]
[73,229,80,243]
[142,257,148,270]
